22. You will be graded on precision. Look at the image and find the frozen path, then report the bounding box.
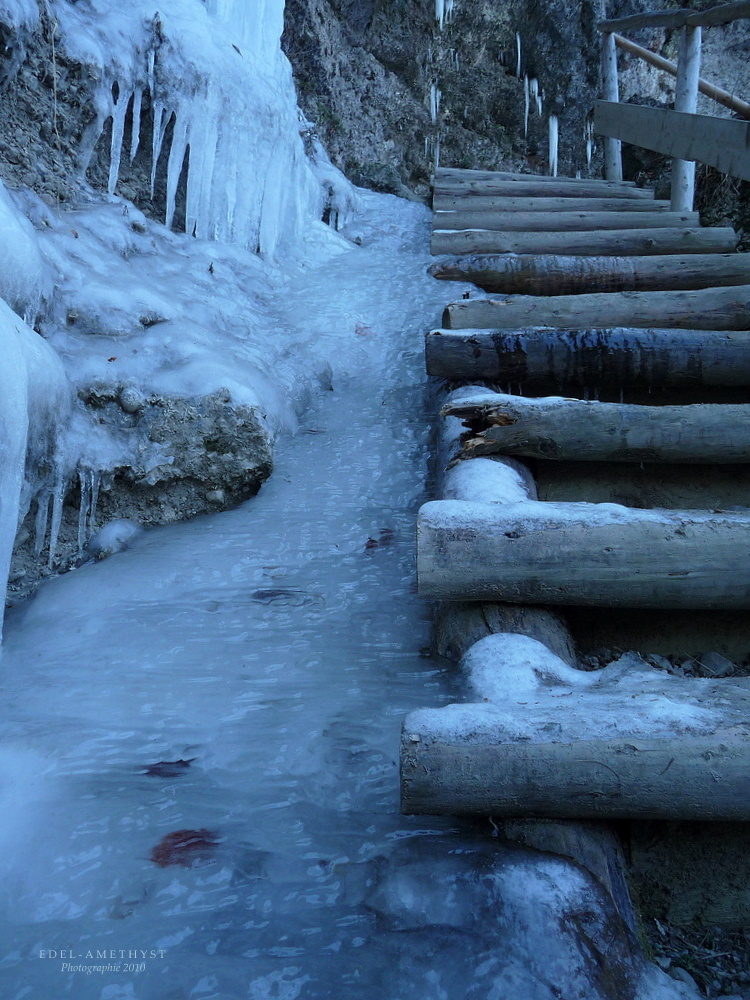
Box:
[0,196,687,1000]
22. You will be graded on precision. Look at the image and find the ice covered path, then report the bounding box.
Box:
[0,194,677,1000]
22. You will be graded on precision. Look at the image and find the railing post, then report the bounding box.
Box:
[601,31,623,181]
[671,25,702,211]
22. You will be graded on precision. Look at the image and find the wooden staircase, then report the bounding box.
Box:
[402,166,750,821]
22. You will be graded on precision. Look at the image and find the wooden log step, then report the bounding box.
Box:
[402,634,750,820]
[425,328,750,386]
[433,194,672,213]
[430,226,736,256]
[442,392,750,464]
[433,179,655,200]
[442,284,750,331]
[427,253,750,296]
[435,167,637,183]
[417,499,750,608]
[432,210,697,233]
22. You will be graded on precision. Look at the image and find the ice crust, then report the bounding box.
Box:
[408,633,750,744]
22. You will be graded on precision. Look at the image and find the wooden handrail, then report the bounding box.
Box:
[599,0,750,33]
[613,32,750,120]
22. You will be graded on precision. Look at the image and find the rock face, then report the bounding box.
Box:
[8,387,273,605]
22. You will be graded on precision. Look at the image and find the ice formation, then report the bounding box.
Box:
[430,81,442,124]
[49,0,356,257]
[0,301,71,638]
[548,113,559,176]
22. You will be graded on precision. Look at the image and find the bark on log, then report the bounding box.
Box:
[442,284,750,331]
[433,210,697,232]
[417,499,750,608]
[433,602,577,664]
[427,253,750,295]
[424,327,750,387]
[400,729,750,819]
[441,393,750,463]
[430,226,736,256]
[432,194,672,213]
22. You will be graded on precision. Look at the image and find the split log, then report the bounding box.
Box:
[433,210,697,232]
[442,284,750,331]
[432,194,671,213]
[430,226,736,256]
[442,393,750,463]
[424,327,750,387]
[417,499,750,608]
[400,728,750,819]
[427,253,750,295]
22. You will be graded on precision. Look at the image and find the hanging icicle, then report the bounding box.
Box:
[516,32,522,78]
[548,114,559,177]
[524,74,530,137]
[430,82,442,125]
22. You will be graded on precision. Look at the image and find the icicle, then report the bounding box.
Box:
[77,468,90,556]
[436,0,444,29]
[108,87,129,195]
[150,103,168,198]
[548,114,558,177]
[34,491,50,558]
[47,474,64,570]
[585,120,594,169]
[89,471,101,535]
[165,114,188,230]
[433,135,441,171]
[430,83,441,125]
[524,74,530,137]
[529,78,542,116]
[130,86,143,163]
[516,33,522,78]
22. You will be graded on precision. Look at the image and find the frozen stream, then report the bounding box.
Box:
[0,199,685,1000]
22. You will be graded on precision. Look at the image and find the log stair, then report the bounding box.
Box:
[403,166,750,822]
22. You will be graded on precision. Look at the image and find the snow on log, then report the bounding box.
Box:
[424,327,750,386]
[442,392,750,463]
[432,194,671,213]
[432,210,697,232]
[401,635,750,819]
[430,226,735,256]
[427,253,750,295]
[417,499,750,608]
[442,284,750,331]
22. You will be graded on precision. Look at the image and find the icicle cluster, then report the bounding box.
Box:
[435,0,454,31]
[52,0,345,257]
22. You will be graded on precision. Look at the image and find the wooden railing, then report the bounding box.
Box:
[595,1,750,210]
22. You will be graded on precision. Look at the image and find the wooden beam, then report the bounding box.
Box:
[401,729,750,820]
[427,253,750,295]
[602,32,623,181]
[613,34,750,122]
[433,210,697,232]
[433,167,636,184]
[431,225,736,255]
[424,327,750,387]
[598,0,750,32]
[671,26,702,212]
[442,284,750,331]
[432,194,671,212]
[433,178,650,199]
[443,393,750,464]
[417,499,750,608]
[594,100,750,183]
